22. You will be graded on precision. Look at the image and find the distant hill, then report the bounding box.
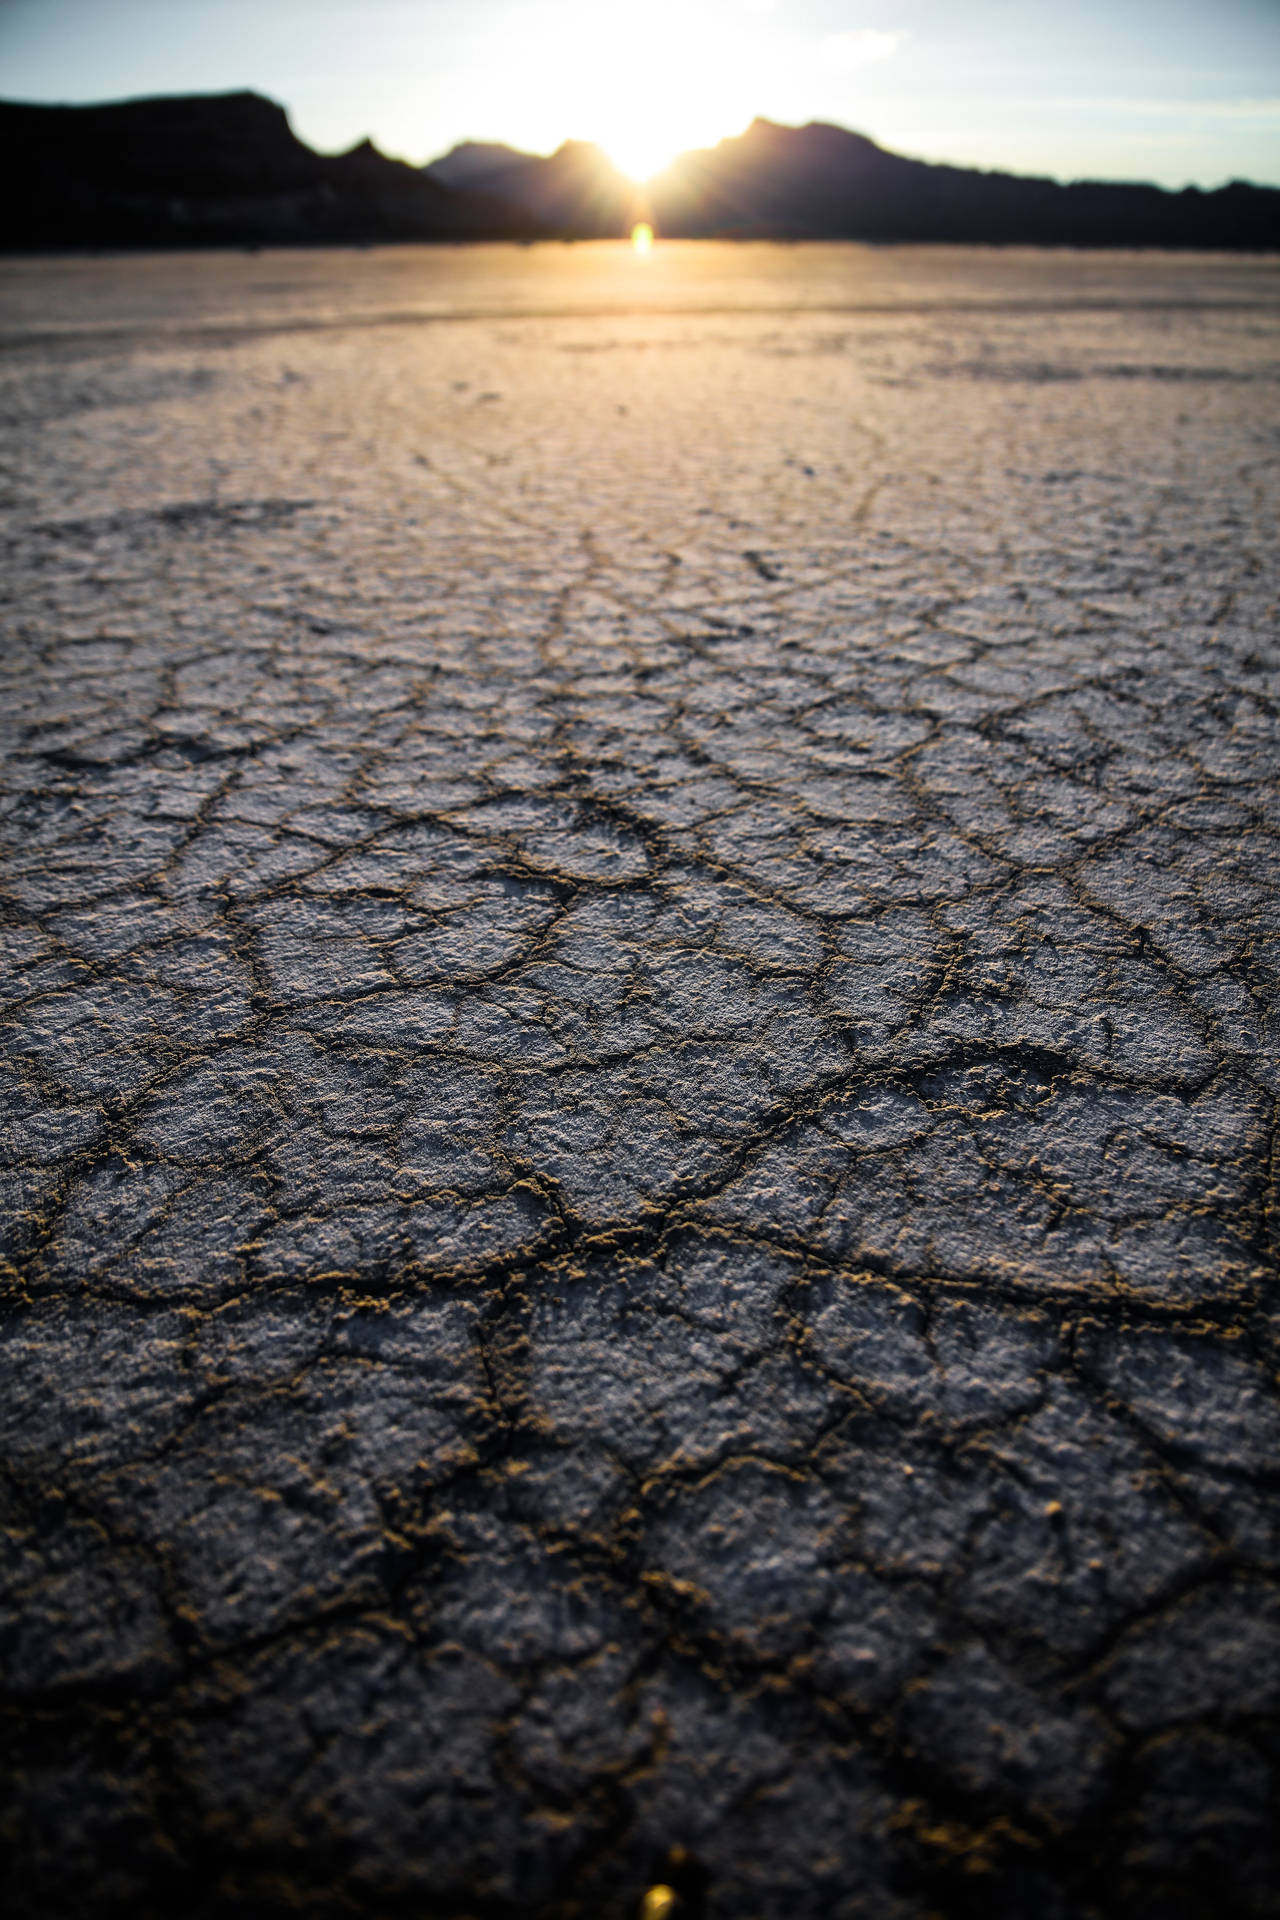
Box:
[425,140,538,189]
[429,116,1280,250]
[434,140,641,238]
[5,91,1277,252]
[647,118,1280,248]
[0,92,538,249]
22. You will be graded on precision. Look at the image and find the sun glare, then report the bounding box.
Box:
[608,131,681,184]
[545,2,756,183]
[599,95,705,184]
[610,148,659,184]
[631,221,654,254]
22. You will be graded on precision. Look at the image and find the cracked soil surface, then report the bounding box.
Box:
[2,242,1279,1919]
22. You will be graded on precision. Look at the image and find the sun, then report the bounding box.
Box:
[605,127,682,185]
[543,1,755,183]
[597,76,711,183]
[608,141,669,185]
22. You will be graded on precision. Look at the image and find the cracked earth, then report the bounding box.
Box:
[1,243,1278,1919]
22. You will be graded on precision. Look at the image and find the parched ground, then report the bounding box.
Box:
[1,243,1278,1920]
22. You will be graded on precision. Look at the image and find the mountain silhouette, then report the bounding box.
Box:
[0,92,537,249]
[435,115,1280,249]
[4,90,1277,252]
[432,140,641,237]
[425,140,538,189]
[650,118,1279,247]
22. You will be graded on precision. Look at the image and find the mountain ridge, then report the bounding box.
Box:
[433,114,1280,249]
[4,90,1277,251]
[0,91,538,249]
[426,140,539,189]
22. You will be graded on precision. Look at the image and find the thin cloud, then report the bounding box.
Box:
[1056,97,1280,120]
[823,28,909,75]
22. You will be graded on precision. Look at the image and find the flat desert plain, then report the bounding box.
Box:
[2,243,1279,1920]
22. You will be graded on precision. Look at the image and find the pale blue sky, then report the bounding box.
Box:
[2,0,1278,186]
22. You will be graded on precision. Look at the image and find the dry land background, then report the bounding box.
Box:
[1,242,1279,1919]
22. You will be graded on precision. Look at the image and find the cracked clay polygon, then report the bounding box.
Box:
[1,243,1278,1919]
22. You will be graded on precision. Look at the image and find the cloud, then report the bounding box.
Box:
[1057,97,1280,121]
[823,28,909,75]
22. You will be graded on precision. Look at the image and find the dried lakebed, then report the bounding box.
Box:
[1,243,1278,1919]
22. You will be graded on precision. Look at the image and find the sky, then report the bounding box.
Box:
[2,0,1278,187]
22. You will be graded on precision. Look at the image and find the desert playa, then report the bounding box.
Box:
[2,241,1279,1917]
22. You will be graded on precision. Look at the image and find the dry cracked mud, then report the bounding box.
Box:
[1,243,1278,1920]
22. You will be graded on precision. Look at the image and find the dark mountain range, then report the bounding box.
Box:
[434,115,1280,249]
[649,117,1280,247]
[5,89,1277,253]
[438,140,642,238]
[425,140,537,189]
[0,92,537,250]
